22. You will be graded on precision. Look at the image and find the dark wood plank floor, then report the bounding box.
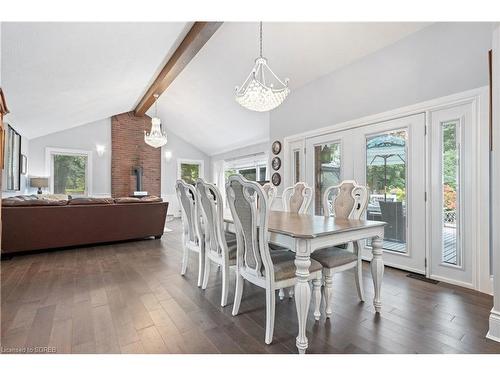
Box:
[1,218,499,354]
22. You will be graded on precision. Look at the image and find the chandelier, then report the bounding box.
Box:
[144,94,168,148]
[235,22,290,112]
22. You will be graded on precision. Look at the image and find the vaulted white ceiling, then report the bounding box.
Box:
[1,22,191,139]
[1,22,431,154]
[151,22,431,155]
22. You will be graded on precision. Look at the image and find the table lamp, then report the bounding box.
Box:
[30,177,49,195]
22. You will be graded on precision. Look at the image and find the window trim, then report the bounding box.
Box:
[177,158,205,182]
[45,147,92,196]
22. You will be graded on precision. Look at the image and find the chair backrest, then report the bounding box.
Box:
[261,182,277,207]
[282,182,313,213]
[195,178,227,257]
[175,179,201,244]
[322,180,369,220]
[226,175,274,281]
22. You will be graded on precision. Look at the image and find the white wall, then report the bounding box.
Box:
[269,22,494,195]
[271,22,494,141]
[28,118,112,196]
[210,141,268,163]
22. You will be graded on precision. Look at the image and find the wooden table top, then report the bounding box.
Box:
[224,210,386,239]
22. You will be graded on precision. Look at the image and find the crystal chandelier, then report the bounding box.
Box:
[235,22,290,112]
[144,94,168,148]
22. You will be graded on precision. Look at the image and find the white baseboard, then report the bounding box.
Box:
[486,309,500,342]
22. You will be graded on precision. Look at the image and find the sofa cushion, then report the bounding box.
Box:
[114,196,163,203]
[40,194,70,200]
[69,197,114,205]
[2,195,68,206]
[140,196,162,203]
[114,197,142,203]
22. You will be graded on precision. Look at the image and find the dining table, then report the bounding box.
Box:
[224,210,386,354]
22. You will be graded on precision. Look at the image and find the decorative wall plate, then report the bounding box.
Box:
[271,156,281,171]
[272,140,282,155]
[271,172,281,186]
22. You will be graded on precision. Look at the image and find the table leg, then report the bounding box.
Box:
[294,239,311,354]
[371,236,384,313]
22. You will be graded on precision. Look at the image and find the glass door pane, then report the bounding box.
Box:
[366,130,408,253]
[441,121,460,266]
[314,142,341,215]
[293,149,301,183]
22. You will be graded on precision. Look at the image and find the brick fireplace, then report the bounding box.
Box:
[111,112,161,197]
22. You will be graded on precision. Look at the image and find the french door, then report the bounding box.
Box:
[305,113,427,274]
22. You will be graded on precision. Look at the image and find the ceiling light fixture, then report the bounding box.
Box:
[235,22,290,112]
[144,94,168,148]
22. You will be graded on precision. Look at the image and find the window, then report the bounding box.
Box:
[224,161,267,182]
[178,159,204,185]
[314,142,341,215]
[5,125,21,191]
[48,149,91,196]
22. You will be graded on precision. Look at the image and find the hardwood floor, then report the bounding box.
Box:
[1,218,499,354]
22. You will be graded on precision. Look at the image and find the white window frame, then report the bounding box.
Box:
[45,147,92,196]
[223,153,269,182]
[177,158,205,182]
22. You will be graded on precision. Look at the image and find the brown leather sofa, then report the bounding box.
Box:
[1,195,168,256]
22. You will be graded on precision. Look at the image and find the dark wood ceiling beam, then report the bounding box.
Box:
[134,22,223,116]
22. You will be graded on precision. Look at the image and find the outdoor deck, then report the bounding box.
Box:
[382,226,458,264]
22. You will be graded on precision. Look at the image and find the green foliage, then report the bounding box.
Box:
[442,122,458,190]
[181,163,200,185]
[366,164,406,199]
[53,154,87,194]
[224,168,237,181]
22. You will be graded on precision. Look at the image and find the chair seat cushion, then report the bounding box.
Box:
[311,247,358,269]
[270,250,322,281]
[225,231,236,244]
[227,243,238,260]
[269,242,289,251]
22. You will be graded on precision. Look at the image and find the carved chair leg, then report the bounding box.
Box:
[220,263,229,307]
[324,272,334,319]
[197,249,205,288]
[312,278,322,321]
[354,259,365,302]
[279,288,285,300]
[181,244,189,276]
[202,256,211,290]
[265,287,276,345]
[232,271,244,316]
[288,287,294,298]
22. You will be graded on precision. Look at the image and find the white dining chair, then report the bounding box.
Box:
[282,181,313,214]
[279,181,313,300]
[310,180,369,318]
[175,179,205,287]
[195,178,237,307]
[226,174,323,344]
[261,182,277,207]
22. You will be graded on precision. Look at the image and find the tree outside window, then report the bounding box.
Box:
[180,163,201,185]
[53,154,87,195]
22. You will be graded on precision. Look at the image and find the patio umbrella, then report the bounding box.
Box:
[367,134,406,201]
